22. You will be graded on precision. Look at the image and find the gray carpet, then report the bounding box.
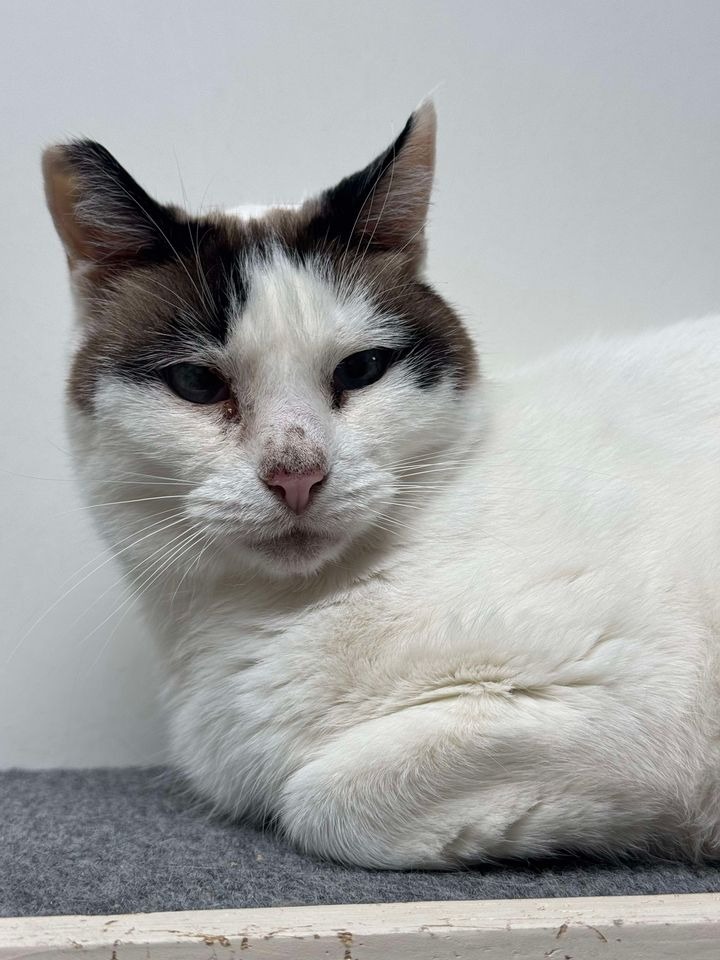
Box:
[1,767,718,917]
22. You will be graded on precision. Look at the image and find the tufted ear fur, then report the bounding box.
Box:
[42,140,186,277]
[312,101,436,260]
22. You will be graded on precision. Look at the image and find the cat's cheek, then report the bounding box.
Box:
[91,379,232,465]
[340,374,466,462]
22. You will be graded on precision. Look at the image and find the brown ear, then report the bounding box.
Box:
[314,100,436,257]
[42,140,182,273]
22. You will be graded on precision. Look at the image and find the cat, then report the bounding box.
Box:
[43,102,720,869]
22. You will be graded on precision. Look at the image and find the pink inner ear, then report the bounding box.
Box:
[317,101,436,255]
[358,103,436,248]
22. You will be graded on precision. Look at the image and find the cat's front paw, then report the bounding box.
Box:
[279,760,551,869]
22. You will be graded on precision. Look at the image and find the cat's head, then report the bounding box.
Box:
[44,103,479,579]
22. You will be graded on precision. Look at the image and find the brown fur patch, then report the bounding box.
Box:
[49,105,478,411]
[67,203,477,411]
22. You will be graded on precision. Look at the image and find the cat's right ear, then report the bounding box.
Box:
[42,140,182,278]
[308,101,437,263]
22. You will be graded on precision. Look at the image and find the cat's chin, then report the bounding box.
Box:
[246,528,351,578]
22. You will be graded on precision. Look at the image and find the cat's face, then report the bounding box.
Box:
[44,104,478,578]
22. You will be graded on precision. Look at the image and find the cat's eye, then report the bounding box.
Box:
[161,363,231,405]
[333,348,395,393]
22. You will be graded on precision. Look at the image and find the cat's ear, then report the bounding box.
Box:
[42,140,183,276]
[314,101,436,258]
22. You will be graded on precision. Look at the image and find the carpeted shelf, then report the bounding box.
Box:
[2,767,719,918]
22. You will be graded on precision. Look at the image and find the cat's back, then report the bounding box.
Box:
[479,314,720,534]
[398,316,720,652]
[506,314,720,445]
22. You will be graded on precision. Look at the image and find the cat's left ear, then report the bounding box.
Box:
[312,101,436,260]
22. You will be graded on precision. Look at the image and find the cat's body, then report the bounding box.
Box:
[142,315,720,868]
[44,104,720,868]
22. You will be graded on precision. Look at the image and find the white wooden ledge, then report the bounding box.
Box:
[1,893,719,959]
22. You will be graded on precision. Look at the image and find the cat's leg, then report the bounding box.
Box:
[278,694,640,868]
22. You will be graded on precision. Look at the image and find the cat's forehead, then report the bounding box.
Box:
[227,247,397,361]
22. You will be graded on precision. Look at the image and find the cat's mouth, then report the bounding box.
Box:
[247,526,342,570]
[257,529,334,549]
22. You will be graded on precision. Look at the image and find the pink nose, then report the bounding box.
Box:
[264,469,326,514]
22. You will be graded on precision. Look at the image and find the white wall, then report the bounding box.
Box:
[2,0,720,767]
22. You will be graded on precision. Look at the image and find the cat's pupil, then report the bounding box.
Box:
[333,348,394,393]
[162,363,230,405]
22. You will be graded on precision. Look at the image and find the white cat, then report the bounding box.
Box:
[43,103,720,868]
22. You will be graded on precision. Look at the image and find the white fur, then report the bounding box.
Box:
[227,204,300,219]
[69,254,720,867]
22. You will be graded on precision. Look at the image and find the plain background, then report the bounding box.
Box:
[2,0,720,768]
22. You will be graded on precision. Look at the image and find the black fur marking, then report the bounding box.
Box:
[193,225,248,345]
[383,282,477,391]
[395,336,456,389]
